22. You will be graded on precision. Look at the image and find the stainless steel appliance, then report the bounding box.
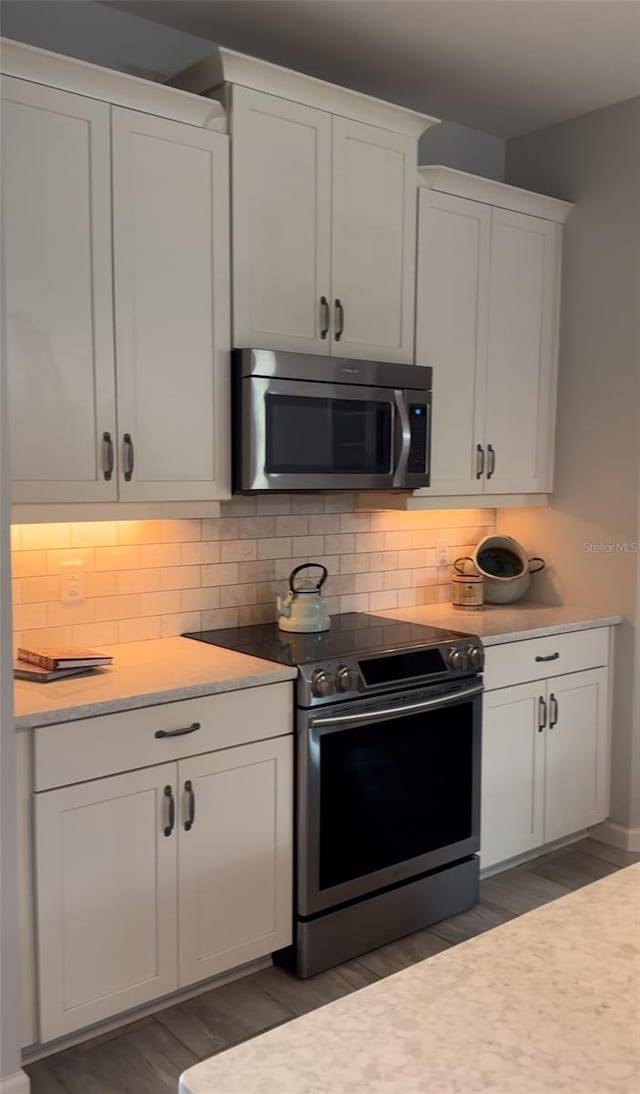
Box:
[185,612,483,977]
[233,349,432,493]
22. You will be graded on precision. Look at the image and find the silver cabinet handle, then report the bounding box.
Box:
[475,444,485,480]
[538,696,547,732]
[155,721,201,739]
[487,444,496,479]
[334,298,344,341]
[549,693,558,729]
[320,296,329,339]
[123,433,135,482]
[184,779,196,831]
[102,432,114,481]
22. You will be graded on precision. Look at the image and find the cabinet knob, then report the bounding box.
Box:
[163,785,175,837]
[123,433,135,482]
[102,432,114,481]
[184,780,196,831]
[475,444,485,480]
[549,693,558,729]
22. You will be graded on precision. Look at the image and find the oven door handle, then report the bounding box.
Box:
[310,681,484,730]
[392,390,411,486]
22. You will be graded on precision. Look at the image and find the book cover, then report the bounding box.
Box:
[17,646,113,671]
[14,662,100,684]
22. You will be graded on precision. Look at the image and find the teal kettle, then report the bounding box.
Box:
[276,563,331,633]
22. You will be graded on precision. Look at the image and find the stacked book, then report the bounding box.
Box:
[14,647,113,683]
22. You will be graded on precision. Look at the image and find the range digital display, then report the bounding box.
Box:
[359,648,446,687]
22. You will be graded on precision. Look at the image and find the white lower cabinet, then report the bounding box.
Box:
[544,668,609,843]
[178,738,293,987]
[481,682,545,868]
[35,736,293,1042]
[35,764,178,1041]
[481,657,610,870]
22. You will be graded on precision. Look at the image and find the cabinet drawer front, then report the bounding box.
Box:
[483,627,609,691]
[34,683,293,791]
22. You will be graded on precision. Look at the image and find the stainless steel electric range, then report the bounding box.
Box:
[185,612,484,977]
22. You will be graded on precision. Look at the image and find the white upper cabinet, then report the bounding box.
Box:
[1,62,231,507]
[416,190,490,494]
[112,108,230,501]
[484,210,559,493]
[331,119,416,362]
[414,167,572,502]
[231,87,332,354]
[177,51,437,363]
[1,77,117,503]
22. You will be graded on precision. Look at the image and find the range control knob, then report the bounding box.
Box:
[336,666,355,692]
[447,646,465,671]
[312,668,335,698]
[466,644,483,670]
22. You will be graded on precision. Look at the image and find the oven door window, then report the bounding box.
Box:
[265,394,392,475]
[318,703,474,890]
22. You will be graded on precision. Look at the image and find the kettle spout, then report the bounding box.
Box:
[276,594,291,618]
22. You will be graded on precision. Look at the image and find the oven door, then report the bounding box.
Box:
[297,679,482,917]
[238,375,428,491]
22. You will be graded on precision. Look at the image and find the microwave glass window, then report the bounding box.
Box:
[266,395,392,474]
[318,702,474,890]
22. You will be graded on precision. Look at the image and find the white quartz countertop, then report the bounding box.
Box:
[378,602,621,645]
[179,864,640,1094]
[14,636,296,729]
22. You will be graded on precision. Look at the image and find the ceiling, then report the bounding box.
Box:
[103,0,640,137]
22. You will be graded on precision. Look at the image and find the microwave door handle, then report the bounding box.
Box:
[392,391,411,486]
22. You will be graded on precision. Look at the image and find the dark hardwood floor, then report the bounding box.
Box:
[25,837,640,1094]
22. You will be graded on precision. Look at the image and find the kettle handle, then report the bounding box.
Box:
[528,557,546,574]
[453,556,476,576]
[289,562,328,592]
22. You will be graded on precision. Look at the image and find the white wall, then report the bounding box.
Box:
[2,0,506,182]
[0,169,28,1091]
[498,96,640,834]
[419,121,505,181]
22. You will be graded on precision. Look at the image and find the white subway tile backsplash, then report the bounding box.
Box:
[11,502,495,646]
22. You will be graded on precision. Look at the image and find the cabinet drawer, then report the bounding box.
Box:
[483,627,609,691]
[34,683,293,791]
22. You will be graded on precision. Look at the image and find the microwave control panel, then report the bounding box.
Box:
[408,404,428,473]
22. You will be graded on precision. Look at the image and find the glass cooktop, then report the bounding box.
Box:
[183,612,472,668]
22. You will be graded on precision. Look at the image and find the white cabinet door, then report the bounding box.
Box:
[178,737,293,987]
[481,681,545,869]
[544,668,609,843]
[35,764,178,1041]
[415,190,490,495]
[331,118,416,363]
[232,87,332,353]
[1,77,117,503]
[484,209,559,493]
[112,107,231,501]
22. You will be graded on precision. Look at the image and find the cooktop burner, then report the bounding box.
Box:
[184,612,469,667]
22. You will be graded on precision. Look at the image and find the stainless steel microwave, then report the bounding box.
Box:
[233,350,432,493]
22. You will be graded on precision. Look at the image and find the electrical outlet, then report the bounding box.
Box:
[435,539,449,568]
[60,559,86,604]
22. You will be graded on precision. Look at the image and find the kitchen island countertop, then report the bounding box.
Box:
[179,863,640,1094]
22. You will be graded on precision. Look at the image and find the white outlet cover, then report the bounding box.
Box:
[60,559,86,604]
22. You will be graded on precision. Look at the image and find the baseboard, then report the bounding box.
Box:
[590,821,640,853]
[22,955,272,1063]
[0,1071,30,1094]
